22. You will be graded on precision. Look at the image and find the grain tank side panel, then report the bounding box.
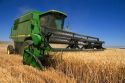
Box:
[17,13,33,42]
[17,20,32,42]
[10,19,19,41]
[10,11,42,43]
[10,28,18,41]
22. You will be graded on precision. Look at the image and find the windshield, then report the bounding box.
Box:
[40,14,64,30]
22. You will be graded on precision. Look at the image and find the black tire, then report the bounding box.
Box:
[7,45,14,54]
[21,40,33,64]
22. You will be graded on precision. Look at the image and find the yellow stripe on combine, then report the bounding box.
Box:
[10,34,31,38]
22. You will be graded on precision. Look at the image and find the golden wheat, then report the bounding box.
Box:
[0,44,76,83]
[50,49,125,83]
[0,44,125,83]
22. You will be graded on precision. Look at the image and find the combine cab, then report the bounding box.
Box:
[7,10,104,68]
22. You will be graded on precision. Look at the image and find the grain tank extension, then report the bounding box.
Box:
[7,10,104,68]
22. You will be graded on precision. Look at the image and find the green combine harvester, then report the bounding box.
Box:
[7,10,104,69]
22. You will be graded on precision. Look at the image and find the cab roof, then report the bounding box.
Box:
[41,10,67,17]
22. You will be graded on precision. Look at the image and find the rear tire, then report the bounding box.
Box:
[7,45,14,54]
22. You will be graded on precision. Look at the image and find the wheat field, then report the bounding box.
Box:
[0,44,125,83]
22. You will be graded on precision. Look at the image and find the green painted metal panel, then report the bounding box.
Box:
[10,10,66,41]
[10,11,42,42]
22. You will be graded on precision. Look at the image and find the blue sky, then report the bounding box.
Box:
[0,0,125,47]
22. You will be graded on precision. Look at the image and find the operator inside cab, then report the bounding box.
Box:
[40,10,67,30]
